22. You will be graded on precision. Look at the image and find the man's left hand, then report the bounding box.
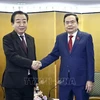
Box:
[85,81,94,93]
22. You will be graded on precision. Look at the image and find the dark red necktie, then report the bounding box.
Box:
[68,35,73,52]
[20,36,27,53]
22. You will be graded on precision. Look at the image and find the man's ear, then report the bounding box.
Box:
[11,23,14,27]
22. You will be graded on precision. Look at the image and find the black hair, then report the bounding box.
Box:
[63,13,78,23]
[11,11,28,23]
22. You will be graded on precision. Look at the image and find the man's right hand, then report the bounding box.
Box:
[31,60,42,70]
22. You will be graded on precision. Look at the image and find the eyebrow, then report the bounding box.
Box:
[66,20,75,21]
[16,19,27,21]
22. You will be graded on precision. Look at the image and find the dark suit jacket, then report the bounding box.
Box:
[40,30,94,86]
[2,31,38,88]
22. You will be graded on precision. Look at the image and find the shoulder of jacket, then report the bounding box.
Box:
[57,32,66,38]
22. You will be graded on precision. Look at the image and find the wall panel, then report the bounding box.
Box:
[0,12,100,100]
[0,13,12,100]
[82,13,100,72]
[27,12,56,98]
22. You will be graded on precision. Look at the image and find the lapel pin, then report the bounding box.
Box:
[77,36,80,40]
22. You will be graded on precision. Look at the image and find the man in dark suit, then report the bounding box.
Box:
[2,11,38,100]
[32,13,94,100]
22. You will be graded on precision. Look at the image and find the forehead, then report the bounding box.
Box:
[14,14,27,21]
[65,15,76,21]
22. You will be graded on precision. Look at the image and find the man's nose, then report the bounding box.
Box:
[68,22,73,25]
[20,22,24,26]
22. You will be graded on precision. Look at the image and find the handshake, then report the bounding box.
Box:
[31,60,42,70]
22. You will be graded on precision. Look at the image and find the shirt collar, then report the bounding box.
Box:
[17,33,25,37]
[68,30,78,37]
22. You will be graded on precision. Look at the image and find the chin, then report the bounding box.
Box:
[67,30,73,33]
[19,31,25,33]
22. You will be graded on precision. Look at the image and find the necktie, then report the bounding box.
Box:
[20,36,30,75]
[20,36,27,53]
[68,35,73,52]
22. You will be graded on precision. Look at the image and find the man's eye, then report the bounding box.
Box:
[23,21,26,23]
[16,21,20,23]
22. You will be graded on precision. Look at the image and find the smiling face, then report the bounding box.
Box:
[12,14,28,35]
[64,15,78,34]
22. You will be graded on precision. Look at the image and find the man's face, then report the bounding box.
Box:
[12,14,28,35]
[64,15,78,34]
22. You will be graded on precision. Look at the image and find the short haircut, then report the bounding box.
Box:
[11,11,28,23]
[63,13,78,23]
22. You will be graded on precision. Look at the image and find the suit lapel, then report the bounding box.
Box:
[12,31,28,55]
[25,35,30,54]
[71,30,82,54]
[63,32,69,54]
[25,34,33,57]
[12,31,21,44]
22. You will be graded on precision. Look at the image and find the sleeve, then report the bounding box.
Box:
[40,36,60,69]
[33,38,38,83]
[86,34,95,82]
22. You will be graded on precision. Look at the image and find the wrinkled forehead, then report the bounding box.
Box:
[14,14,27,21]
[65,15,76,21]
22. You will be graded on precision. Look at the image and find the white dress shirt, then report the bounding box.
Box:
[68,31,78,46]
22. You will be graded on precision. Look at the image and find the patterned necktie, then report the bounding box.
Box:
[68,35,73,52]
[20,36,27,53]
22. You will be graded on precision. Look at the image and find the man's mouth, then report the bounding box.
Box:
[68,28,73,30]
[19,28,25,30]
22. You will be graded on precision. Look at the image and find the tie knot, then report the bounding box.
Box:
[20,35,24,38]
[69,35,73,39]
[20,36,24,40]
